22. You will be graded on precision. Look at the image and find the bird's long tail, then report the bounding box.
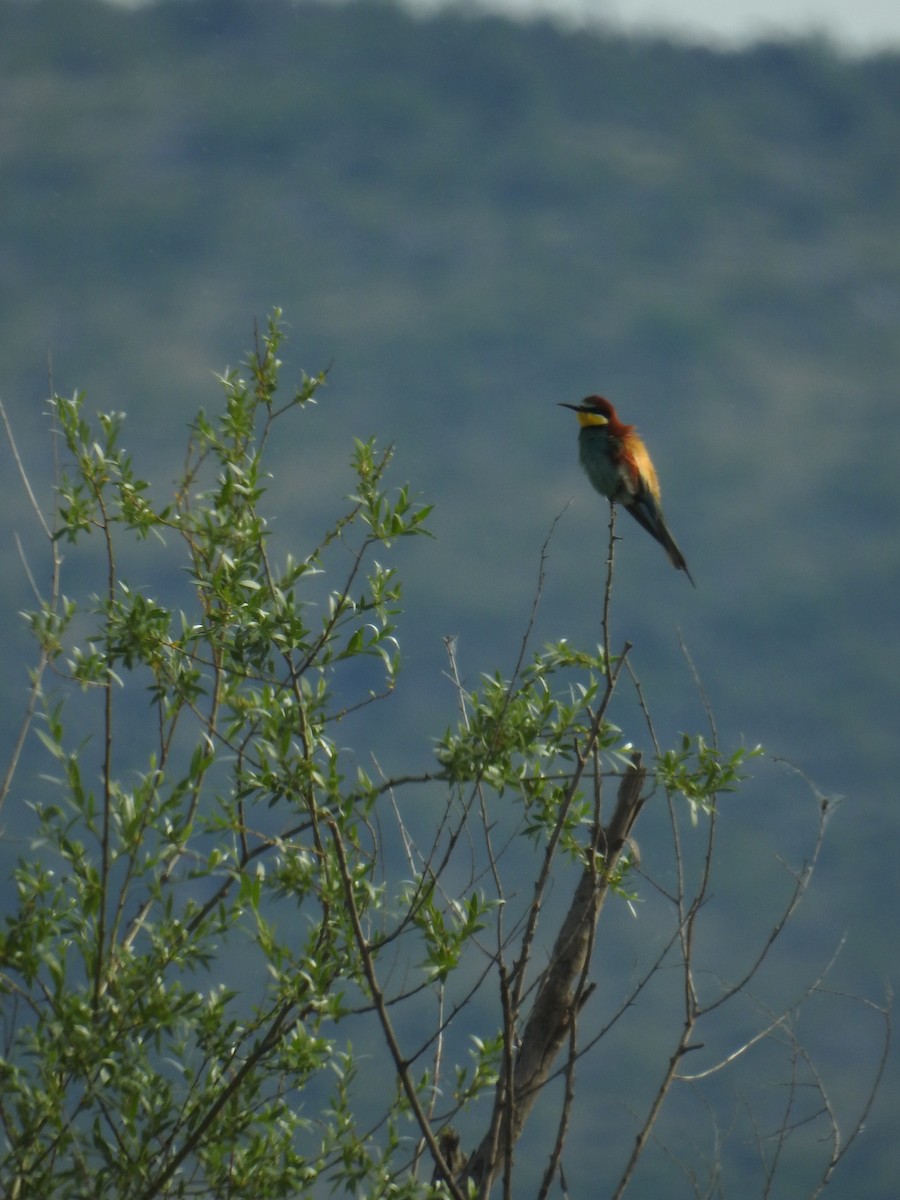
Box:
[626,496,696,587]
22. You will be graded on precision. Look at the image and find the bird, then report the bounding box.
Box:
[560,394,695,586]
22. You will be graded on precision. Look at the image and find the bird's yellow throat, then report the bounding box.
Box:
[576,411,609,428]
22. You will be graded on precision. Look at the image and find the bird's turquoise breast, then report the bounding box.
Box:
[578,427,623,500]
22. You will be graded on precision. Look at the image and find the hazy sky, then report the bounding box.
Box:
[397,0,900,51]
[104,0,900,51]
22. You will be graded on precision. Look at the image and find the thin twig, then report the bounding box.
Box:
[0,398,62,812]
[325,816,467,1200]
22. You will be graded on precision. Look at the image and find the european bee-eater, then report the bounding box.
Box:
[560,394,695,586]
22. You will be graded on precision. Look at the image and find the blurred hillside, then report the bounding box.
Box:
[1,0,898,1194]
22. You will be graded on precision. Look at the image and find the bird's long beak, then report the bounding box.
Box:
[559,402,608,427]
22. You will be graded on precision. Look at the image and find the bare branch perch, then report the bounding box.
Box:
[465,755,647,1194]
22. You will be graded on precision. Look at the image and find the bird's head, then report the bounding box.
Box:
[559,395,619,429]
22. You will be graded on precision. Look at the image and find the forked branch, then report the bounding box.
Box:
[464,756,647,1195]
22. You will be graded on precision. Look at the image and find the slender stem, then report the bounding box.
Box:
[327,816,467,1200]
[602,503,617,669]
